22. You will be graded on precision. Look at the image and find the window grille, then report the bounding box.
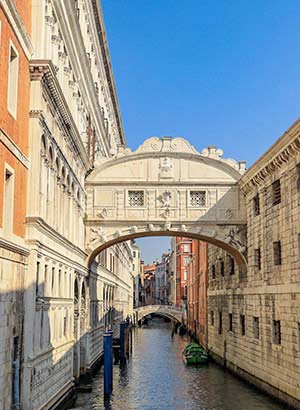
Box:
[228,313,233,332]
[272,180,281,206]
[273,241,282,266]
[128,190,144,207]
[229,256,235,275]
[254,248,261,270]
[253,316,259,339]
[211,311,214,326]
[253,193,260,216]
[240,315,246,336]
[220,260,225,277]
[273,320,281,345]
[190,191,206,207]
[218,311,223,335]
[212,264,216,279]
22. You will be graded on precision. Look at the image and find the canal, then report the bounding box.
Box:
[73,317,285,410]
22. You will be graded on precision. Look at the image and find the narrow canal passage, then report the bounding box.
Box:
[73,318,284,410]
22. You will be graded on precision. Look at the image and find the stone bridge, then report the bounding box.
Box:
[134,304,183,323]
[85,136,248,271]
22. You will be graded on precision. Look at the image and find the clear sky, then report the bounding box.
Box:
[101,0,300,261]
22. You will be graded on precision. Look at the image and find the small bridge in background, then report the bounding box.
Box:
[134,304,182,323]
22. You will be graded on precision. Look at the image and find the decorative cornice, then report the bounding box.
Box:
[30,60,91,171]
[0,127,29,168]
[0,237,29,257]
[0,0,33,59]
[90,0,126,145]
[240,119,300,195]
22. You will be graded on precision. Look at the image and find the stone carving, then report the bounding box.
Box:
[97,208,108,219]
[225,208,233,219]
[161,191,172,207]
[224,227,247,252]
[162,222,171,231]
[89,228,107,244]
[148,224,155,231]
[180,224,187,232]
[159,157,174,178]
[131,226,138,233]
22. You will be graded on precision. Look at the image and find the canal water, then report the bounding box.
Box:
[73,317,285,410]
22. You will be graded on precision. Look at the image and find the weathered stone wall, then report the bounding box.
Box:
[207,121,300,409]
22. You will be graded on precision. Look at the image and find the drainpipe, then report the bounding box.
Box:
[12,359,20,410]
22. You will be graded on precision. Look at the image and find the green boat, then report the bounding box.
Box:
[183,343,208,365]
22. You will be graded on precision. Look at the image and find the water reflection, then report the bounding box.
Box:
[73,318,285,410]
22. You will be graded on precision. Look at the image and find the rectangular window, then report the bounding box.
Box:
[253,193,260,216]
[272,179,281,206]
[190,191,206,207]
[273,320,281,345]
[3,167,14,232]
[253,316,259,339]
[184,256,189,265]
[240,314,245,336]
[273,241,282,266]
[229,256,235,275]
[220,260,224,277]
[228,313,233,332]
[210,311,214,326]
[183,244,190,253]
[183,270,187,281]
[133,251,136,257]
[7,43,19,118]
[128,190,144,207]
[212,264,216,279]
[254,248,261,270]
[218,311,222,335]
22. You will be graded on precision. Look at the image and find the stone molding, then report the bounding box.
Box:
[0,0,33,59]
[0,127,29,168]
[240,119,300,194]
[30,60,91,171]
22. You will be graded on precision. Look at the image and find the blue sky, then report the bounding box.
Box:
[101,0,300,262]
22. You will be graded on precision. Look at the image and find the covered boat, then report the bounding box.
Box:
[183,343,208,365]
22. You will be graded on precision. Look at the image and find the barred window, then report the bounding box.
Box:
[220,260,224,277]
[218,311,223,335]
[128,190,144,207]
[272,179,281,206]
[212,264,216,279]
[229,256,235,275]
[190,191,206,207]
[254,248,261,270]
[253,316,259,339]
[240,314,246,336]
[253,193,260,216]
[211,311,214,326]
[273,320,281,345]
[228,313,233,332]
[273,241,282,266]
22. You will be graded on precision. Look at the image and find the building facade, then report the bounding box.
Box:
[186,240,208,346]
[143,263,156,305]
[207,121,300,408]
[0,1,32,408]
[131,241,141,308]
[175,237,194,310]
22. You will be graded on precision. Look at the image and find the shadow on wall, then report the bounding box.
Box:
[0,281,127,410]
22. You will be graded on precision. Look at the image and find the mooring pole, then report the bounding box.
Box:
[104,332,113,395]
[120,321,126,364]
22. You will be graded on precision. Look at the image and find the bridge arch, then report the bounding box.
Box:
[85,137,247,270]
[134,305,183,324]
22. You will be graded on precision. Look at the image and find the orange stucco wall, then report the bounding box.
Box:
[0,5,31,237]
